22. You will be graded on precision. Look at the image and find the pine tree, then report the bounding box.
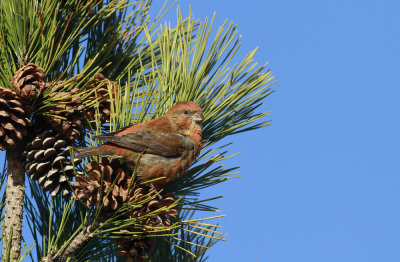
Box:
[0,1,275,261]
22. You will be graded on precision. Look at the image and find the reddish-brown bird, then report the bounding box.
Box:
[75,101,204,184]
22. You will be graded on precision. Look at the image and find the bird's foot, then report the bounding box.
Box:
[149,183,163,200]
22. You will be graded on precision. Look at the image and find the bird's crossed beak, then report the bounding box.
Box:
[193,113,205,123]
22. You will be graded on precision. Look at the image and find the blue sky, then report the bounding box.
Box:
[148,0,400,261]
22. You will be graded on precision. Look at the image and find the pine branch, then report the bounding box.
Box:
[41,225,95,262]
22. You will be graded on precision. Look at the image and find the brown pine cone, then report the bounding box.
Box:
[23,130,82,197]
[116,189,177,261]
[73,157,178,220]
[129,189,178,228]
[12,63,46,101]
[73,157,178,260]
[0,87,31,150]
[85,73,118,123]
[118,237,153,262]
[115,188,177,261]
[72,157,131,212]
[116,187,177,261]
[45,88,84,140]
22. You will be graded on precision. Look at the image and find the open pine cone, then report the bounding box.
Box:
[118,237,154,262]
[12,63,46,102]
[0,86,31,150]
[72,157,132,212]
[73,157,178,219]
[72,157,178,261]
[128,188,178,228]
[45,88,84,140]
[23,129,82,197]
[85,73,118,123]
[116,189,177,261]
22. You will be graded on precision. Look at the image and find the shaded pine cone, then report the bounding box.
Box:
[12,63,46,101]
[72,157,131,212]
[0,87,31,150]
[85,73,118,123]
[23,130,82,197]
[73,157,178,260]
[73,157,178,221]
[118,237,153,262]
[129,189,178,228]
[45,88,84,140]
[116,187,177,261]
[115,189,177,261]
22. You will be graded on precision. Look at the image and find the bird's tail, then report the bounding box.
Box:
[74,145,124,159]
[74,147,98,158]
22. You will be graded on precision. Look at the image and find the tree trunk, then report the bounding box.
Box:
[1,144,26,261]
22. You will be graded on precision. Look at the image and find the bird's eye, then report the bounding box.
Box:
[184,110,189,115]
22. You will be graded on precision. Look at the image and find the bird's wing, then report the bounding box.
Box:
[95,131,194,157]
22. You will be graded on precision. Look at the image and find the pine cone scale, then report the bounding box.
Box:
[0,110,9,117]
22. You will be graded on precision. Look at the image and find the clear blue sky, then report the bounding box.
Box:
[149,0,400,261]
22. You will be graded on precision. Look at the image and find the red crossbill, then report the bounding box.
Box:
[75,101,204,184]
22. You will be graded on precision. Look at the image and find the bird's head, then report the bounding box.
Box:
[166,101,204,133]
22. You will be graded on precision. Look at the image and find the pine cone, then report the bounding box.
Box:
[85,73,118,123]
[73,157,178,219]
[72,157,131,212]
[23,130,81,197]
[130,189,178,228]
[118,237,153,262]
[12,63,46,101]
[116,187,177,261]
[0,87,31,150]
[45,88,84,140]
[115,189,177,260]
[73,157,178,260]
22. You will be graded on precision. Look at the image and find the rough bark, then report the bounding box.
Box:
[1,144,26,261]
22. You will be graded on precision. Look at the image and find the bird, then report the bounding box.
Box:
[74,101,204,184]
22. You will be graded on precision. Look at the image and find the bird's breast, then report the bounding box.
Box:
[134,147,198,184]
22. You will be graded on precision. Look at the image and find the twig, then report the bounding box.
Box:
[41,225,94,262]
